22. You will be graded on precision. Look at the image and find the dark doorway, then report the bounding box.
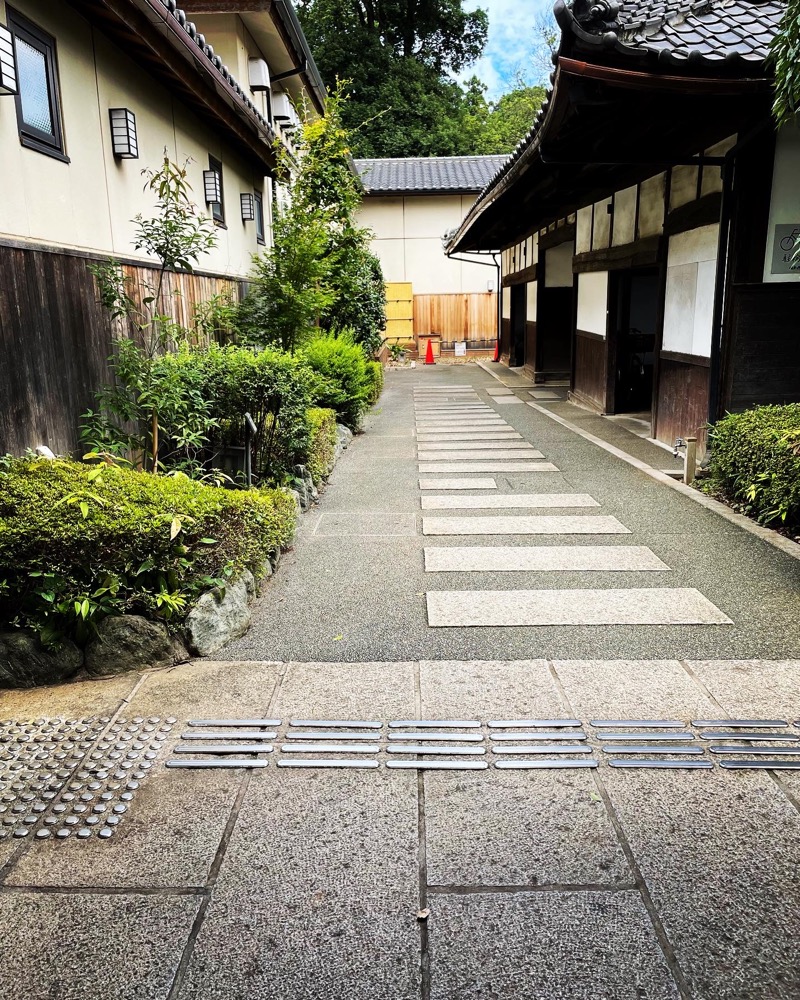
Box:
[537,286,573,378]
[510,283,526,366]
[611,269,659,413]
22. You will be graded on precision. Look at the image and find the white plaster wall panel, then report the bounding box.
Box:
[576,206,593,254]
[668,224,718,267]
[669,165,699,210]
[370,239,406,283]
[357,198,405,239]
[693,259,717,356]
[532,232,539,265]
[577,271,608,336]
[662,264,696,354]
[544,242,574,287]
[763,122,800,283]
[403,195,465,239]
[526,280,538,322]
[461,256,497,294]
[612,187,637,246]
[592,198,612,249]
[502,286,511,319]
[700,136,735,198]
[638,174,665,237]
[405,238,462,293]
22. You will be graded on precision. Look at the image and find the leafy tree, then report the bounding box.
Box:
[474,80,547,155]
[771,0,800,126]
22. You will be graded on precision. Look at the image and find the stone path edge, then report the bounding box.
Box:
[528,401,800,563]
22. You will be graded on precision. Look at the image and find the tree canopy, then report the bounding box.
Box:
[771,0,800,126]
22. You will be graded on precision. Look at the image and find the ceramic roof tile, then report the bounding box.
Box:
[354,156,509,194]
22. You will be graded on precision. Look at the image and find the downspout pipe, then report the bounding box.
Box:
[446,250,502,353]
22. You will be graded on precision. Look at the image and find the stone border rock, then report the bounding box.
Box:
[0,423,355,688]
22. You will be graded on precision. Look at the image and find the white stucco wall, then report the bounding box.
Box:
[544,242,574,287]
[526,279,537,322]
[763,123,800,283]
[577,271,608,337]
[356,193,492,294]
[662,224,719,357]
[0,0,274,276]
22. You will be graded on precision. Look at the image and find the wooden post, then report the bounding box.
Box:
[684,436,697,485]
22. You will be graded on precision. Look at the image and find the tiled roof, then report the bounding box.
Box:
[355,156,509,194]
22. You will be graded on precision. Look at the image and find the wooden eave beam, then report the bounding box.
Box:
[66,0,280,173]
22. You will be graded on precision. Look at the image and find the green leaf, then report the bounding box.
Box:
[79,501,89,519]
[170,516,182,540]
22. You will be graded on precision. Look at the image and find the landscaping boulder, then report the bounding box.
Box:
[85,615,175,676]
[184,570,255,657]
[334,423,353,462]
[0,631,83,688]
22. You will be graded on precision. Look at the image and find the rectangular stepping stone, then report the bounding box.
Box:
[529,390,560,399]
[492,397,525,405]
[417,442,540,451]
[418,462,559,473]
[416,450,546,461]
[421,493,599,509]
[486,388,513,395]
[416,419,508,426]
[426,588,732,626]
[421,515,629,535]
[416,432,523,441]
[419,478,498,490]
[424,545,669,572]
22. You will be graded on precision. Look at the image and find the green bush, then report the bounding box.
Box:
[301,333,370,431]
[0,458,297,644]
[306,408,338,484]
[706,404,800,528]
[364,360,384,406]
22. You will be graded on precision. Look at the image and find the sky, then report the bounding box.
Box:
[463,0,556,100]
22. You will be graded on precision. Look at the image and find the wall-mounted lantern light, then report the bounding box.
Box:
[203,168,222,206]
[109,108,138,158]
[240,193,255,222]
[0,24,18,96]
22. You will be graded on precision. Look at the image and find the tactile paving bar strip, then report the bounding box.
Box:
[490,731,587,741]
[285,731,380,741]
[601,746,704,755]
[167,759,270,769]
[180,732,277,741]
[494,759,598,770]
[492,745,593,755]
[693,719,789,728]
[698,732,800,741]
[279,744,379,754]
[608,760,712,769]
[277,759,379,769]
[173,744,274,755]
[188,719,280,728]
[710,746,800,755]
[590,720,686,728]
[386,745,486,756]
[719,760,800,770]
[389,720,481,729]
[289,720,382,729]
[386,760,488,771]
[387,732,484,742]
[488,719,581,728]
[598,732,695,741]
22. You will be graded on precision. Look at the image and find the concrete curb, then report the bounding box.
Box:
[528,401,800,564]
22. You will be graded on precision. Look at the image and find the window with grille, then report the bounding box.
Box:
[7,7,66,160]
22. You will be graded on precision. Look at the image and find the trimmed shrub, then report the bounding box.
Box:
[364,360,384,406]
[306,408,338,484]
[706,404,800,529]
[0,458,297,644]
[301,334,369,431]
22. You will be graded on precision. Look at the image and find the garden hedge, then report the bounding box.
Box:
[300,335,369,431]
[706,404,800,529]
[0,458,297,644]
[364,360,384,406]
[306,407,338,484]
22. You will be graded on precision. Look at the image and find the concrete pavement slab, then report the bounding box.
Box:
[424,545,670,572]
[0,891,200,1000]
[0,673,140,718]
[420,493,599,509]
[417,449,546,460]
[422,515,630,535]
[276,661,416,721]
[428,892,679,999]
[420,478,497,489]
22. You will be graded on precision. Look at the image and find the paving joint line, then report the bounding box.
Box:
[414,661,431,1000]
[165,662,288,1000]
[528,400,800,562]
[0,883,209,897]
[0,671,149,885]
[547,661,694,1000]
[426,882,639,896]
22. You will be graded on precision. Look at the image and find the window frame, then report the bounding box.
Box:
[254,190,265,245]
[208,154,225,226]
[7,6,67,162]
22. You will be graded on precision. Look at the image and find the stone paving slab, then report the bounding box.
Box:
[422,515,630,535]
[420,493,600,509]
[417,441,540,451]
[424,545,670,573]
[419,478,498,490]
[416,431,524,441]
[428,892,680,999]
[417,449,546,461]
[0,891,200,1000]
[0,673,140,718]
[418,462,560,473]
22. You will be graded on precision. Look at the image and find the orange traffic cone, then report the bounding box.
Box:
[424,339,435,365]
[492,339,499,362]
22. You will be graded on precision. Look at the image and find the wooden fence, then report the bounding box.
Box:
[413,292,497,345]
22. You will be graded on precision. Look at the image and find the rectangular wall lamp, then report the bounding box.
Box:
[109,108,138,158]
[0,24,18,96]
[240,193,255,221]
[203,169,222,206]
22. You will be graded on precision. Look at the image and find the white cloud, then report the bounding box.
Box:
[460,0,555,99]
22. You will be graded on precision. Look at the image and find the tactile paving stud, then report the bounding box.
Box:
[598,732,695,742]
[386,760,487,771]
[694,719,788,728]
[607,759,712,769]
[494,759,598,770]
[710,746,800,755]
[699,732,800,742]
[590,720,686,728]
[180,732,277,741]
[490,731,587,742]
[488,719,581,729]
[389,720,480,729]
[166,759,270,769]
[285,731,380,742]
[277,759,379,769]
[188,719,280,728]
[491,744,593,755]
[289,720,382,730]
[388,732,484,743]
[173,744,274,755]
[279,744,380,754]
[601,745,704,755]
[719,759,800,770]
[386,745,486,756]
